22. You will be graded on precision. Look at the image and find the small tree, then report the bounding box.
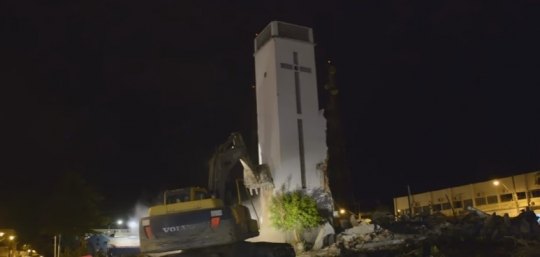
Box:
[269,190,323,245]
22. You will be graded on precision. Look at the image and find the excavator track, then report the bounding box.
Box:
[165,241,296,257]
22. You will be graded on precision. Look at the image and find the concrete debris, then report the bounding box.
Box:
[313,222,336,250]
[297,208,540,257]
[343,223,375,235]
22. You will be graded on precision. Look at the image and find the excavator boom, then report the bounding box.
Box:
[208,132,274,198]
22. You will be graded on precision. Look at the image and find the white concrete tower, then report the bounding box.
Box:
[254,21,327,193]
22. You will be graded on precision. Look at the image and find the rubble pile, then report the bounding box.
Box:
[338,224,427,254]
[298,208,540,257]
[422,208,540,257]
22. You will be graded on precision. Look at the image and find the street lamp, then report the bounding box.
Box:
[7,235,15,257]
[493,179,520,215]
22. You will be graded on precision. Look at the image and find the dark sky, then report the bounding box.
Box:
[1,0,540,216]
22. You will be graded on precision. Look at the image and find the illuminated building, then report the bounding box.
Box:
[254,21,327,193]
[393,171,540,217]
[252,21,330,242]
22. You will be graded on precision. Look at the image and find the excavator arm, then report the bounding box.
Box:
[208,132,274,199]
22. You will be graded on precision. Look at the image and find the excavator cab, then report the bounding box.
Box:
[164,187,209,203]
[148,187,224,216]
[165,189,190,204]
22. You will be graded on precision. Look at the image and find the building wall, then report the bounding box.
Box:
[252,21,328,243]
[254,21,326,192]
[394,171,540,217]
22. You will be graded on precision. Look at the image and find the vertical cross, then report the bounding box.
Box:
[280,52,312,189]
[297,119,306,189]
[280,52,312,114]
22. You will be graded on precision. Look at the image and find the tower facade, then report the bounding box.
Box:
[254,21,327,193]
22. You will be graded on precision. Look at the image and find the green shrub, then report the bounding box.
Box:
[269,190,323,243]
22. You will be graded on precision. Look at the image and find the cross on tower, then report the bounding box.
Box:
[280,51,312,114]
[279,51,312,189]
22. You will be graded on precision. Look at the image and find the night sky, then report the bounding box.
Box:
[2,0,540,219]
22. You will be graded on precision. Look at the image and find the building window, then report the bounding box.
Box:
[500,193,513,202]
[535,173,540,185]
[487,195,498,204]
[463,199,473,208]
[530,189,540,198]
[401,208,410,215]
[453,201,463,208]
[432,204,442,212]
[442,203,451,210]
[475,197,487,206]
[516,191,526,199]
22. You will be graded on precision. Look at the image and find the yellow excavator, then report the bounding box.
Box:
[139,133,295,257]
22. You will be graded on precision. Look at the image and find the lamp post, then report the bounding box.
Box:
[493,179,520,215]
[7,235,15,257]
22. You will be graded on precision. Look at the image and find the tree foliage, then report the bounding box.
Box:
[39,171,105,237]
[269,190,323,242]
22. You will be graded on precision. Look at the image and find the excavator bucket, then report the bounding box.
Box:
[209,132,275,197]
[242,162,274,195]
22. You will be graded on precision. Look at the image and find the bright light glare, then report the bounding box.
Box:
[8,235,15,241]
[0,232,4,237]
[339,208,346,215]
[128,220,137,229]
[493,180,500,186]
[117,219,124,225]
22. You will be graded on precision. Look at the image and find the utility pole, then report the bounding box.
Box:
[53,235,56,257]
[407,185,413,215]
[54,234,61,257]
[511,176,520,214]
